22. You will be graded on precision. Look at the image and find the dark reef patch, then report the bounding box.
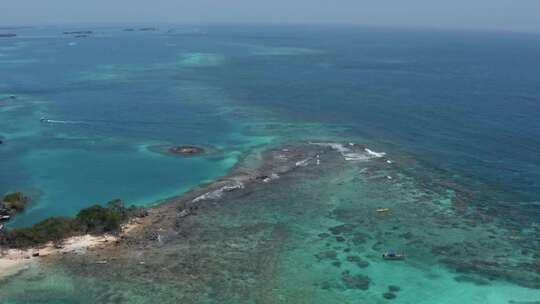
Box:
[383,292,397,300]
[328,224,355,235]
[454,275,491,286]
[315,250,338,261]
[346,255,370,268]
[341,270,370,290]
[388,285,401,292]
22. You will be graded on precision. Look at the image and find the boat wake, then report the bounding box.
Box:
[40,118,87,125]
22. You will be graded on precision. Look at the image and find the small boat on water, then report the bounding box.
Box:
[382,250,405,260]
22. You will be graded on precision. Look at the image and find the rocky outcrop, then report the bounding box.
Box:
[0,192,29,229]
[169,145,205,156]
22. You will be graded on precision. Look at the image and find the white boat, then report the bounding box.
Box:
[382,250,406,260]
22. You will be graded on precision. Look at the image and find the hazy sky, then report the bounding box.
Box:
[3,0,540,32]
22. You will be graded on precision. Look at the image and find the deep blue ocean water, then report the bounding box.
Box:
[1,24,539,229]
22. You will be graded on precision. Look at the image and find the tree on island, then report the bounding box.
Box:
[0,199,146,248]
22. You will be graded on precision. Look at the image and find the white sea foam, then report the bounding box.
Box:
[192,182,244,203]
[364,148,386,158]
[311,142,387,162]
[262,173,280,183]
[295,158,310,167]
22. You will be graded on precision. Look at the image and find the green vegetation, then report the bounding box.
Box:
[3,192,25,203]
[75,199,127,233]
[1,192,29,212]
[0,199,146,248]
[1,217,72,247]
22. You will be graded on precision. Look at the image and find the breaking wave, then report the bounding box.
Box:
[310,142,386,161]
[192,182,244,203]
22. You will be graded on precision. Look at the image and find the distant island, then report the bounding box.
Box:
[0,33,17,38]
[63,31,93,35]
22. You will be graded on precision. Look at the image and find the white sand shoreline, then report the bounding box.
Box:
[0,234,119,280]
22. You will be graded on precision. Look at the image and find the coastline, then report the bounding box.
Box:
[0,143,325,281]
[0,216,145,281]
[1,142,539,303]
[0,234,118,280]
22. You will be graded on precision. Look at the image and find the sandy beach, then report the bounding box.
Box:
[0,223,146,281]
[0,234,119,280]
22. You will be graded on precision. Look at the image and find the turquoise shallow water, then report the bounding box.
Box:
[0,25,539,302]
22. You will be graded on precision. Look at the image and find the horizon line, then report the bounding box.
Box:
[1,21,539,36]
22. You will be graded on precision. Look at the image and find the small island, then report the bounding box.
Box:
[0,33,17,38]
[169,145,205,156]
